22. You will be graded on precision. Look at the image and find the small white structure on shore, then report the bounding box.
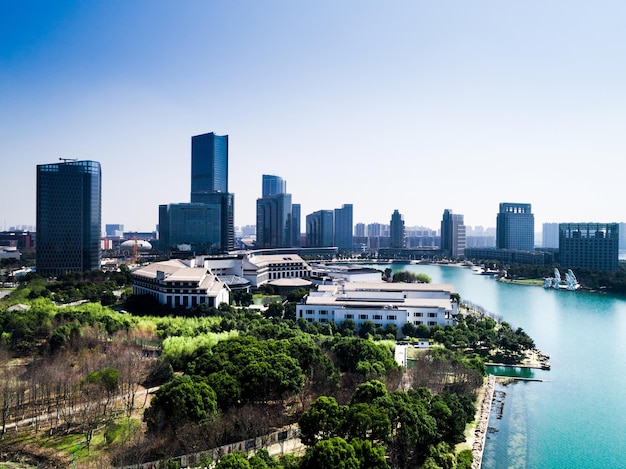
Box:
[544,268,580,291]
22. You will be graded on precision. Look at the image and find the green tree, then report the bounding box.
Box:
[145,375,217,432]
[300,437,360,469]
[215,452,251,469]
[339,319,357,337]
[206,370,241,410]
[358,320,377,338]
[299,396,346,446]
[342,403,391,444]
[351,438,390,469]
[349,380,388,405]
[264,302,284,319]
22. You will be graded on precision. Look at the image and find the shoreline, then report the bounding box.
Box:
[471,374,496,469]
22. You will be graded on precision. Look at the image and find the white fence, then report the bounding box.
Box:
[118,424,303,469]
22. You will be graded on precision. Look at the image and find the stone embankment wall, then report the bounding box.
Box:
[117,425,303,469]
[472,374,496,469]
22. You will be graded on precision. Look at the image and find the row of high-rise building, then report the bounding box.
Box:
[32,132,621,276]
[159,132,235,254]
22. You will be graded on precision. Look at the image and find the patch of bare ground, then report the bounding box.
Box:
[0,436,71,469]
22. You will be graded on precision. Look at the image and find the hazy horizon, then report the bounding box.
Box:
[3,1,626,232]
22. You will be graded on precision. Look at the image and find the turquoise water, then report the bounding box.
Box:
[352,263,626,468]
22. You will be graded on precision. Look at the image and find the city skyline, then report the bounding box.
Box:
[2,2,626,232]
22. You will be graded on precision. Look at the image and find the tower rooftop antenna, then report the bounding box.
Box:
[59,157,78,163]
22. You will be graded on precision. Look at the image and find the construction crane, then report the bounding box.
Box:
[132,237,138,265]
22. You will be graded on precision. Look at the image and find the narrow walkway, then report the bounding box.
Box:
[471,374,495,469]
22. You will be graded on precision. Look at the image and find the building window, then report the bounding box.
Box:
[387,315,396,320]
[414,320,423,325]
[320,310,328,315]
[345,314,354,319]
[359,314,368,320]
[428,321,437,326]
[373,314,382,320]
[414,312,423,317]
[428,313,437,318]
[306,309,314,315]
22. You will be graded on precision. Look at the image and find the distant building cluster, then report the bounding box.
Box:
[16,132,620,287]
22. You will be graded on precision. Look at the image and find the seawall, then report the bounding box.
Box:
[472,374,496,469]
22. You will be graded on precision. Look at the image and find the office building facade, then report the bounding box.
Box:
[36,160,101,276]
[496,203,534,251]
[542,223,560,249]
[160,132,234,253]
[256,193,293,248]
[306,210,334,247]
[390,209,405,249]
[334,204,353,250]
[191,132,228,197]
[262,174,286,197]
[256,174,297,249]
[440,209,466,258]
[559,223,619,271]
[105,224,124,238]
[291,203,301,247]
[159,197,233,253]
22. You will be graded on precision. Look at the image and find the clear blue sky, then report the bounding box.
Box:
[2,1,625,233]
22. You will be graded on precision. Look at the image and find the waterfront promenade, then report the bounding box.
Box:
[471,375,496,469]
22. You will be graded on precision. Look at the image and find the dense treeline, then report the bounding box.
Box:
[299,380,476,469]
[0,273,509,468]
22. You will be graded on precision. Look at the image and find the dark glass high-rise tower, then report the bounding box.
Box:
[191,132,228,198]
[256,174,294,248]
[306,210,334,247]
[36,160,101,276]
[390,209,405,249]
[262,174,286,197]
[163,131,234,253]
[441,209,466,258]
[334,204,353,250]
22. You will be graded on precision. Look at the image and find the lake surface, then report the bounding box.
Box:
[351,263,626,468]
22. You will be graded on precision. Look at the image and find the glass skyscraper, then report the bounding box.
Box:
[256,193,293,248]
[262,174,286,197]
[160,131,234,253]
[306,210,334,247]
[496,202,534,251]
[36,160,101,276]
[256,174,295,248]
[390,209,405,249]
[159,199,233,252]
[334,204,353,250]
[191,132,228,198]
[441,209,466,258]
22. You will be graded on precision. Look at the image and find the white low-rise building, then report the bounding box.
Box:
[242,253,311,287]
[131,259,230,309]
[188,252,312,288]
[296,281,458,337]
[308,264,383,285]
